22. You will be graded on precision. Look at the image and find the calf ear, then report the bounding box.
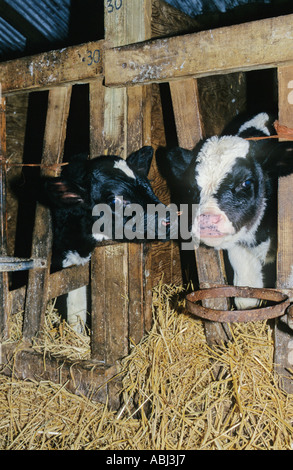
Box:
[43,177,86,206]
[258,142,293,178]
[156,146,195,183]
[126,146,154,177]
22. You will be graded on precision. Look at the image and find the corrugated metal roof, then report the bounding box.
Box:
[0,0,70,59]
[8,0,70,40]
[164,0,272,17]
[0,16,26,54]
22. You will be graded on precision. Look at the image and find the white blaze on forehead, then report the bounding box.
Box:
[114,159,136,179]
[196,135,249,197]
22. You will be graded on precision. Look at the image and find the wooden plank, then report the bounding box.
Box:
[90,245,107,362]
[105,14,293,88]
[170,78,231,346]
[89,79,105,158]
[91,243,129,363]
[0,93,10,339]
[47,264,90,299]
[138,83,184,332]
[105,0,152,48]
[9,264,90,315]
[195,247,232,345]
[90,0,155,364]
[22,86,72,341]
[275,65,293,393]
[0,41,104,96]
[89,78,129,363]
[89,78,109,363]
[0,343,119,405]
[169,79,203,149]
[126,84,153,344]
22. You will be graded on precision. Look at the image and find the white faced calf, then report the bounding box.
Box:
[162,113,293,309]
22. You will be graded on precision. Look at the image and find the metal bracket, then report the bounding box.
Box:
[0,257,47,272]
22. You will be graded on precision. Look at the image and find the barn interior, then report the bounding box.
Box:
[2,0,289,290]
[0,0,293,450]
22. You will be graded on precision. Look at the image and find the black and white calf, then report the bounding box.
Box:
[44,146,176,330]
[160,112,293,309]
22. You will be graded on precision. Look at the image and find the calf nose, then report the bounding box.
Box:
[161,209,181,226]
[199,213,222,226]
[161,219,169,227]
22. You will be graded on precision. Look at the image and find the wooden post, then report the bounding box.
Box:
[90,1,154,366]
[0,90,10,339]
[275,65,293,393]
[23,86,72,341]
[169,78,231,346]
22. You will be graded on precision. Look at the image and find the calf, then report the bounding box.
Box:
[44,146,176,330]
[160,112,293,309]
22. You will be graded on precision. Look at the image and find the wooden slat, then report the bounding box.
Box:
[0,41,104,96]
[9,264,90,315]
[0,343,119,405]
[89,79,105,158]
[0,93,10,339]
[127,85,150,344]
[170,78,231,346]
[105,14,293,88]
[92,243,129,363]
[90,0,155,364]
[169,79,203,149]
[89,78,130,363]
[47,264,90,299]
[22,86,72,341]
[89,78,108,363]
[275,65,293,393]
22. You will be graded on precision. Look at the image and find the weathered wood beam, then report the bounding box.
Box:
[170,78,231,346]
[0,343,120,405]
[0,94,10,339]
[0,41,104,96]
[105,14,293,87]
[275,65,293,394]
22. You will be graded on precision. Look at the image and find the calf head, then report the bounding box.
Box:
[161,113,293,251]
[44,146,177,268]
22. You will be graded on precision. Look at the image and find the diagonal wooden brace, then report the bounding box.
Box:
[169,78,232,346]
[23,86,72,341]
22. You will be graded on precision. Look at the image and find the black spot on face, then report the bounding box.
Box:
[215,157,264,232]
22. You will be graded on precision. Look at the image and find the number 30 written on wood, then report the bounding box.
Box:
[107,0,123,12]
[84,49,101,66]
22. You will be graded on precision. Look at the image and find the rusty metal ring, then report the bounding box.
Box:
[186,285,290,323]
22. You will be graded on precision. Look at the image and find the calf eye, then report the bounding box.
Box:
[108,196,129,207]
[241,179,253,189]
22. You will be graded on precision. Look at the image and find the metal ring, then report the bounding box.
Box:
[186,285,290,323]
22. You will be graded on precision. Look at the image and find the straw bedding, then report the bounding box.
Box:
[1,283,293,450]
